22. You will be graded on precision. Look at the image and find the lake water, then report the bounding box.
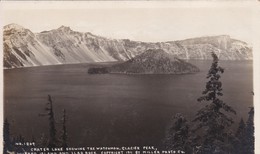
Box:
[4,60,253,147]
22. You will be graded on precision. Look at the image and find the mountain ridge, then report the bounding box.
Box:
[107,49,200,74]
[3,23,253,68]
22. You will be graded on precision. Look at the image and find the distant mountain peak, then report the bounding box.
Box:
[207,35,230,38]
[218,35,230,38]
[3,23,34,39]
[4,23,26,31]
[85,32,95,36]
[210,35,231,40]
[57,25,72,32]
[180,35,231,42]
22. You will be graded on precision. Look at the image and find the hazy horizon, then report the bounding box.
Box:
[1,1,254,44]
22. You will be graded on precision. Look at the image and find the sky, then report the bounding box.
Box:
[1,1,254,44]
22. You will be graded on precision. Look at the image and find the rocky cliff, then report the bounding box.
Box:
[3,23,252,68]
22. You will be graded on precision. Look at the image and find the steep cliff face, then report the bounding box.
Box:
[3,24,253,68]
[170,35,252,60]
[4,24,61,67]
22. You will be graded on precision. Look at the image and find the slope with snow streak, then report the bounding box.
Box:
[4,24,61,67]
[3,24,253,68]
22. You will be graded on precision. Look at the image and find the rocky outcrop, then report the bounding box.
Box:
[108,49,200,74]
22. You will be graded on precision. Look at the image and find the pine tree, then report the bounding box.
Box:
[39,95,57,149]
[234,118,247,154]
[236,119,246,138]
[165,113,191,153]
[245,107,254,154]
[47,95,57,148]
[193,52,236,153]
[61,109,68,151]
[3,118,12,153]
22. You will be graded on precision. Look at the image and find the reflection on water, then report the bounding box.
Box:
[4,60,253,147]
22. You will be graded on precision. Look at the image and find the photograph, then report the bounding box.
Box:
[1,1,257,154]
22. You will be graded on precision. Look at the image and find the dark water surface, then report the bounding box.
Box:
[4,60,253,147]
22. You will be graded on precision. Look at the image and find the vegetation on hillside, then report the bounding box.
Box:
[165,52,254,154]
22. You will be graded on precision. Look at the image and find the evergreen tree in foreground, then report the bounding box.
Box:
[40,95,57,149]
[245,107,254,154]
[165,113,191,153]
[3,118,12,153]
[61,109,68,151]
[47,95,57,149]
[234,118,247,154]
[193,52,236,154]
